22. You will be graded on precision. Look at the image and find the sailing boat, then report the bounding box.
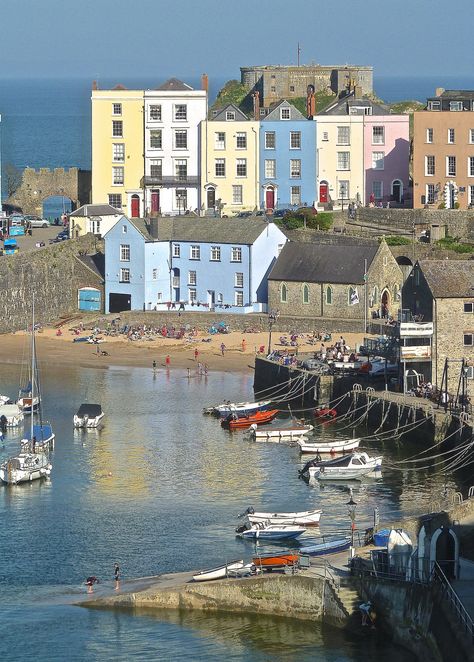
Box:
[0,299,53,484]
[17,325,40,414]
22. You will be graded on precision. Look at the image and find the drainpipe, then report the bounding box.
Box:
[252,127,258,208]
[248,244,252,310]
[142,92,146,218]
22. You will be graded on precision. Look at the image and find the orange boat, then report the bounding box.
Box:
[314,406,337,421]
[221,409,279,430]
[252,552,300,569]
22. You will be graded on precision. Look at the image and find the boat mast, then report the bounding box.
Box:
[30,296,35,445]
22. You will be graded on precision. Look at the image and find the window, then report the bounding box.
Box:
[176,189,187,209]
[174,104,187,121]
[464,333,473,346]
[149,104,162,121]
[112,103,122,115]
[172,243,180,257]
[215,132,225,149]
[231,246,242,262]
[265,160,276,179]
[215,159,225,177]
[290,159,301,178]
[109,194,122,208]
[175,160,187,181]
[372,181,383,199]
[112,120,123,137]
[188,288,197,303]
[236,158,247,177]
[112,167,124,185]
[280,283,287,303]
[113,143,125,162]
[290,131,301,149]
[226,110,235,121]
[120,268,130,283]
[325,286,332,305]
[426,128,433,143]
[428,100,441,110]
[450,101,463,111]
[447,156,456,177]
[302,284,309,304]
[426,184,435,204]
[372,126,385,144]
[467,366,474,380]
[235,291,244,306]
[120,244,130,261]
[190,245,200,260]
[469,157,474,177]
[337,126,350,145]
[372,152,385,170]
[265,132,276,149]
[174,130,188,149]
[232,185,243,204]
[464,302,473,313]
[339,180,350,199]
[150,129,162,149]
[152,268,158,280]
[271,86,276,92]
[470,185,474,206]
[337,152,350,170]
[425,155,435,176]
[280,107,290,120]
[236,132,247,149]
[289,85,295,92]
[470,129,474,144]
[210,246,221,261]
[150,160,162,178]
[322,131,329,141]
[235,272,244,288]
[290,186,301,205]
[448,128,455,144]
[188,270,197,285]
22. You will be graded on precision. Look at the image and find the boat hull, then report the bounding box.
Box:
[312,466,376,481]
[192,560,244,582]
[212,400,271,417]
[252,553,299,568]
[223,409,279,430]
[73,412,105,428]
[248,510,321,526]
[298,438,360,454]
[251,425,313,441]
[299,538,351,556]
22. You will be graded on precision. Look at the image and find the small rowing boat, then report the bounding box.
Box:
[240,506,322,526]
[252,552,300,569]
[250,422,313,442]
[192,559,244,582]
[299,537,351,556]
[222,409,279,430]
[236,520,306,540]
[314,406,337,420]
[204,400,272,417]
[297,437,360,454]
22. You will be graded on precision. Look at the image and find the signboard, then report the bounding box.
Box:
[401,346,431,360]
[400,322,433,337]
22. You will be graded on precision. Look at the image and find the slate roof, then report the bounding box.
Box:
[156,78,193,91]
[318,93,390,116]
[268,242,378,284]
[418,260,474,298]
[211,104,249,121]
[70,204,121,217]
[434,90,474,100]
[75,253,105,280]
[263,99,306,121]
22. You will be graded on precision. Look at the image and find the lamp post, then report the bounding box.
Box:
[346,489,357,548]
[267,310,279,355]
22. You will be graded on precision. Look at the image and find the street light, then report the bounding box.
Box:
[267,310,279,355]
[346,489,357,548]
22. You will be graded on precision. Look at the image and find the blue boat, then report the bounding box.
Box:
[22,423,55,450]
[299,537,351,556]
[236,521,306,540]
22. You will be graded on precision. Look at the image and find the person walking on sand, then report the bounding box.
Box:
[114,563,120,590]
[165,355,171,367]
[153,359,157,372]
[194,347,199,361]
[220,342,226,356]
[242,339,246,352]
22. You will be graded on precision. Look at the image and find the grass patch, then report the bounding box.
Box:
[277,211,333,232]
[383,236,413,246]
[436,236,474,253]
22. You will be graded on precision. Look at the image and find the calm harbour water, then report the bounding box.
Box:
[0,357,454,660]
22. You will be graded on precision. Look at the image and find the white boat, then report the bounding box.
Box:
[205,400,271,417]
[297,437,361,454]
[16,394,40,414]
[308,452,383,481]
[192,559,244,582]
[0,403,24,427]
[250,422,313,442]
[236,520,307,540]
[243,507,322,526]
[0,394,12,405]
[0,452,52,485]
[73,404,104,428]
[299,537,351,556]
[21,423,56,452]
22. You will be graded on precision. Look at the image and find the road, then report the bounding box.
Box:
[5,224,67,254]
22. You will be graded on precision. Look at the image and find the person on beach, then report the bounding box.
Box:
[153,360,157,371]
[114,563,120,590]
[204,363,208,375]
[85,576,99,593]
[220,342,226,356]
[165,355,171,367]
[242,339,246,352]
[194,348,199,361]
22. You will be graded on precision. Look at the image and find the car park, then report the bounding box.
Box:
[24,215,50,228]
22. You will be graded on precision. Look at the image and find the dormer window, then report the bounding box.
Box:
[449,101,463,111]
[226,111,235,121]
[280,107,290,120]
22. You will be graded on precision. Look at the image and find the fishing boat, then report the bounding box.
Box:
[0,403,24,427]
[249,422,313,442]
[204,400,272,417]
[252,551,300,569]
[221,409,279,430]
[299,537,351,556]
[308,452,383,481]
[235,520,307,540]
[73,404,105,429]
[192,559,244,582]
[241,506,322,526]
[0,451,52,485]
[297,437,360,454]
[314,406,337,420]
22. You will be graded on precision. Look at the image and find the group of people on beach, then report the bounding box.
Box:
[86,563,120,593]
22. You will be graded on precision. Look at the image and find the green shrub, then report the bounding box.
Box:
[383,236,412,245]
[436,236,474,253]
[454,202,460,209]
[438,202,446,209]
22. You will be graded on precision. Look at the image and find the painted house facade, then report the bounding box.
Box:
[104,216,287,313]
[69,204,122,238]
[200,104,259,214]
[259,100,316,210]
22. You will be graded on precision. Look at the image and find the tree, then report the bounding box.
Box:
[4,163,23,198]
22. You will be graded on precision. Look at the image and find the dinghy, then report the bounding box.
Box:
[192,559,244,582]
[241,506,322,526]
[314,406,337,420]
[297,437,360,454]
[222,409,279,430]
[299,537,351,556]
[250,422,313,442]
[204,400,271,417]
[236,520,307,540]
[252,552,300,570]
[308,452,382,481]
[73,404,105,429]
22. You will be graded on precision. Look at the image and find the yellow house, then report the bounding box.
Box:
[200,104,259,215]
[91,86,144,218]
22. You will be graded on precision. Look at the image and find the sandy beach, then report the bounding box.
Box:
[1,323,368,374]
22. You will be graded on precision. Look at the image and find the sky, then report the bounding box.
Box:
[0,0,472,81]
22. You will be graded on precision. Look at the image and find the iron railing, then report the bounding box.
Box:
[141,175,199,187]
[431,562,474,642]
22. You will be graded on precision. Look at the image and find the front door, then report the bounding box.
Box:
[131,195,140,218]
[207,188,216,209]
[320,182,328,204]
[392,181,402,203]
[265,188,275,210]
[151,190,160,213]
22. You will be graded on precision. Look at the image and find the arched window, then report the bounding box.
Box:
[348,286,359,305]
[280,282,287,303]
[302,284,309,304]
[325,285,333,305]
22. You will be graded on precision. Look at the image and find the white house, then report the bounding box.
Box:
[69,204,122,238]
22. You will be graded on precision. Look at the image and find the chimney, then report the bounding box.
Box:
[92,80,98,91]
[435,87,445,98]
[253,91,260,120]
[149,217,159,239]
[201,73,209,92]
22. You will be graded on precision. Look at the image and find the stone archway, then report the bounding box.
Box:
[6,167,91,215]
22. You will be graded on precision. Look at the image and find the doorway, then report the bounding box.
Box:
[207,188,216,209]
[109,293,131,313]
[392,180,402,204]
[319,182,328,204]
[381,289,390,318]
[435,529,457,580]
[265,187,275,210]
[131,194,140,218]
[151,190,160,214]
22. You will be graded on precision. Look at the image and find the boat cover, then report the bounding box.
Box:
[24,424,54,442]
[76,404,102,417]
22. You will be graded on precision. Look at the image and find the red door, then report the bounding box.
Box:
[265,188,275,210]
[151,190,160,213]
[319,183,328,204]
[131,195,140,218]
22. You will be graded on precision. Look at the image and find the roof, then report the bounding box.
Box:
[268,242,378,284]
[263,99,306,121]
[430,90,474,100]
[417,260,474,298]
[76,404,103,417]
[70,204,121,218]
[211,104,249,121]
[318,92,390,116]
[153,217,273,244]
[75,253,105,279]
[156,78,193,91]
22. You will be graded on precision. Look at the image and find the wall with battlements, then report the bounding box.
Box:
[7,167,91,215]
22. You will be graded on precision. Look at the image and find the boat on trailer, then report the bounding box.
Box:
[192,559,244,582]
[241,506,322,526]
[299,537,351,556]
[204,400,272,417]
[250,422,313,442]
[236,520,307,540]
[308,452,383,481]
[222,409,279,430]
[74,404,105,429]
[252,551,300,570]
[297,437,360,454]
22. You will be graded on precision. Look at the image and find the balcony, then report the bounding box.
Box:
[141,175,199,188]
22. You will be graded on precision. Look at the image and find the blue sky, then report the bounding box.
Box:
[0,0,471,80]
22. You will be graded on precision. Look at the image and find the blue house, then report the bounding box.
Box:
[259,100,316,211]
[104,216,287,313]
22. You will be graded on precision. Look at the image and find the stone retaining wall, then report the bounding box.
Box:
[352,208,474,240]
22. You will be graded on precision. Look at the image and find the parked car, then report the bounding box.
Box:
[301,358,332,374]
[236,211,252,218]
[272,209,291,218]
[24,215,49,228]
[49,229,69,244]
[9,213,25,226]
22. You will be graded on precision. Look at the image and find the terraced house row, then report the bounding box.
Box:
[91,76,410,217]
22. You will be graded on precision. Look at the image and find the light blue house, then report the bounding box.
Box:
[104,216,287,313]
[259,100,316,211]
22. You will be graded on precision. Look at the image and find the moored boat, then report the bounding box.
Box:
[308,452,383,481]
[252,551,300,569]
[222,409,279,430]
[241,506,322,526]
[314,406,337,420]
[299,537,351,556]
[205,400,272,417]
[0,403,24,428]
[73,404,105,429]
[21,423,55,452]
[192,559,244,582]
[0,452,52,485]
[236,520,307,540]
[297,437,360,454]
[250,422,313,442]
